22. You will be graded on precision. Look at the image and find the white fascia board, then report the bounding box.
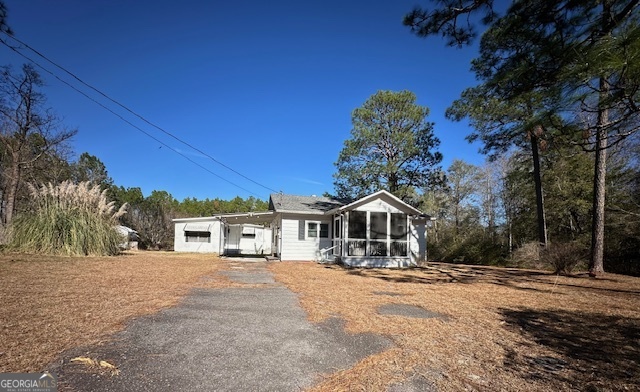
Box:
[327,190,422,215]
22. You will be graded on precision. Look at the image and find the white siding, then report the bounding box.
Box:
[173,219,222,253]
[224,224,272,255]
[354,199,404,213]
[280,214,332,261]
[344,257,414,268]
[247,226,271,255]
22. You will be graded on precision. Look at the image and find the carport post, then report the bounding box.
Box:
[219,218,226,256]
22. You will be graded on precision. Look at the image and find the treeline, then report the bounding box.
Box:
[0,64,267,251]
[420,139,640,275]
[1,149,268,250]
[400,0,640,276]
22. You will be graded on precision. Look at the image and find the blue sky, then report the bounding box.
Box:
[2,0,487,201]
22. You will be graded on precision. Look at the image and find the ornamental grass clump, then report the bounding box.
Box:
[8,181,128,256]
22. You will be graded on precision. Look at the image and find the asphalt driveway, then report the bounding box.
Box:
[52,261,390,391]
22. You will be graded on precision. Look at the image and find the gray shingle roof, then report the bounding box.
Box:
[269,193,344,214]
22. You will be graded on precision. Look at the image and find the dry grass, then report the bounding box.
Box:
[270,262,640,392]
[3,252,638,391]
[0,251,228,373]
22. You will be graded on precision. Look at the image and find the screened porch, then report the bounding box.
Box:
[331,210,410,260]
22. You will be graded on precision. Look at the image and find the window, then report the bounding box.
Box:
[307,222,329,238]
[348,211,367,239]
[185,231,211,243]
[319,223,329,238]
[307,222,318,238]
[242,226,256,238]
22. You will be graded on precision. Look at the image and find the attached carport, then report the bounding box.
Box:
[216,212,276,257]
[173,212,275,255]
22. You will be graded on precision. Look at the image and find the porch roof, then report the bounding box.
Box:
[216,211,275,225]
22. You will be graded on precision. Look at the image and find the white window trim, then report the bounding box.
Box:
[306,221,329,239]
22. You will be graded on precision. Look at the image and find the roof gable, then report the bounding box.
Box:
[329,190,422,215]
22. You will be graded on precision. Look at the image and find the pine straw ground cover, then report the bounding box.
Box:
[0,251,229,373]
[269,262,640,392]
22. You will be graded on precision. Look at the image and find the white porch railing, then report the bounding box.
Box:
[319,245,339,264]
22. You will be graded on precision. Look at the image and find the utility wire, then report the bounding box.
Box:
[0,36,263,198]
[1,31,278,194]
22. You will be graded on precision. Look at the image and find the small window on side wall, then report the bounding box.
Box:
[242,226,256,238]
[307,222,318,238]
[185,231,211,243]
[319,223,329,238]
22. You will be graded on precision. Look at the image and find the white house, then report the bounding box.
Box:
[173,191,428,267]
[269,190,428,267]
[173,215,272,255]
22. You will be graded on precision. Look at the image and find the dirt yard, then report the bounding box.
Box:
[1,253,638,391]
[270,262,640,392]
[0,251,228,373]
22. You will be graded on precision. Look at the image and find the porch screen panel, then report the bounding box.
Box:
[370,212,387,239]
[348,211,366,256]
[390,241,407,257]
[390,213,408,256]
[370,212,388,256]
[348,211,366,239]
[390,213,408,238]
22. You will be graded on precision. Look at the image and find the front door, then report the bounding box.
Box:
[225,225,241,255]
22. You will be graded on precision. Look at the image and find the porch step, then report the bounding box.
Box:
[319,254,341,265]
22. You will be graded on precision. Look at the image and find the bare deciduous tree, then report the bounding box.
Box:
[0,64,76,225]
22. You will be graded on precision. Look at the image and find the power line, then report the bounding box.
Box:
[1,31,279,194]
[0,36,263,198]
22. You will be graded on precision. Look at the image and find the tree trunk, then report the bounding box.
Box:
[508,220,513,254]
[589,0,614,277]
[434,219,439,243]
[388,172,399,195]
[530,132,548,247]
[454,202,460,237]
[589,77,609,277]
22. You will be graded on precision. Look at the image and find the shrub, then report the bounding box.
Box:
[7,181,128,256]
[541,242,588,275]
[509,242,543,269]
[427,227,509,265]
